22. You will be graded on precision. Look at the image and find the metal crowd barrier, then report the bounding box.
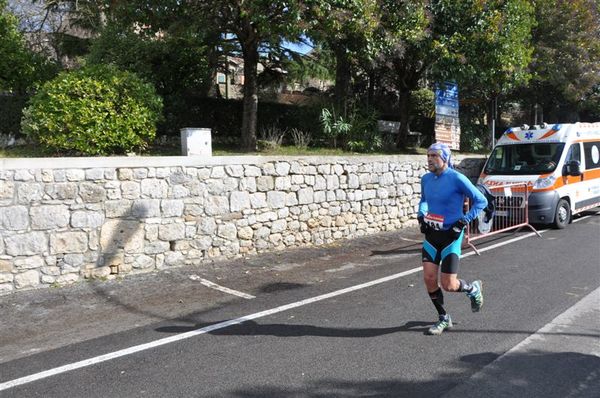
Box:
[465,182,541,254]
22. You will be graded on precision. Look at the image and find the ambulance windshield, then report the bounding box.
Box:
[484,143,565,175]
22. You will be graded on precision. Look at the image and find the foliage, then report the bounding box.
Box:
[21,64,163,155]
[516,0,600,122]
[257,125,286,151]
[320,107,351,147]
[0,0,58,93]
[320,105,381,152]
[290,128,312,149]
[86,21,213,97]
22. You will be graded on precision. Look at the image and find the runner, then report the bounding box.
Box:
[417,143,488,335]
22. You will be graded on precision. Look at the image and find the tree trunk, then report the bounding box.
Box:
[240,40,259,152]
[334,45,351,117]
[396,89,411,149]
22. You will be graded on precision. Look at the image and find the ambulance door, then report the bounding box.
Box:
[580,141,600,210]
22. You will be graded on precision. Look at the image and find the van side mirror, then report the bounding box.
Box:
[563,160,581,176]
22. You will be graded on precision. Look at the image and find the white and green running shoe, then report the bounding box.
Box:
[467,280,483,312]
[427,315,453,335]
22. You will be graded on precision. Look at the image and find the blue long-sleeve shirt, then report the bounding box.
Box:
[418,168,487,230]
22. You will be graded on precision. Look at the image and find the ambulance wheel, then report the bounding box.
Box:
[553,199,570,229]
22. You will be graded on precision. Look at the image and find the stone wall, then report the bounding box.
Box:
[0,155,484,294]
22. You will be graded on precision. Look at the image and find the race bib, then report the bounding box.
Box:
[424,213,444,230]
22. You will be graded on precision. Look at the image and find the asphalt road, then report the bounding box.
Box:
[1,212,599,397]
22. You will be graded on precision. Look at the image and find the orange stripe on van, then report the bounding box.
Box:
[534,168,600,192]
[506,132,520,141]
[539,129,558,139]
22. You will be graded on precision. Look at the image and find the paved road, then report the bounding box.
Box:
[1,212,599,397]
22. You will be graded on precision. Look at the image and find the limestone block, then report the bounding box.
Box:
[244,165,261,177]
[100,220,144,253]
[249,193,267,209]
[205,196,229,216]
[158,223,185,241]
[134,168,149,179]
[14,270,40,289]
[141,179,168,198]
[217,223,237,240]
[271,219,287,233]
[230,191,251,212]
[197,218,217,235]
[207,179,225,195]
[17,183,44,203]
[71,211,104,228]
[85,168,105,180]
[144,241,169,254]
[105,200,132,218]
[132,199,161,218]
[275,162,291,176]
[14,170,34,181]
[210,166,226,178]
[121,181,141,199]
[314,191,326,203]
[297,187,314,205]
[46,183,78,200]
[66,169,85,181]
[56,273,79,285]
[239,177,257,193]
[161,199,184,217]
[5,232,47,256]
[0,259,11,272]
[14,255,44,270]
[30,205,70,230]
[256,176,274,192]
[237,226,253,240]
[0,273,14,283]
[118,168,133,180]
[50,232,88,254]
[225,165,244,177]
[267,191,286,209]
[0,181,14,200]
[164,251,184,266]
[1,206,29,230]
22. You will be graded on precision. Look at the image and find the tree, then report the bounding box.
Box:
[519,0,600,122]
[307,0,379,115]
[187,1,306,151]
[373,0,435,148]
[1,0,56,92]
[434,0,535,142]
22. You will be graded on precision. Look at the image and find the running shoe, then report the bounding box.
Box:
[467,280,483,312]
[426,315,453,335]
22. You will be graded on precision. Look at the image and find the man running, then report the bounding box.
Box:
[418,143,487,335]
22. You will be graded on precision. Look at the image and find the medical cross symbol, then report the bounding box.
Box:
[525,132,533,139]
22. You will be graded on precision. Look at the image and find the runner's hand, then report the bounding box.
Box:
[417,216,429,234]
[449,219,467,239]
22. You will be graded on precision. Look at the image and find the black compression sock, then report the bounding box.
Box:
[428,288,446,316]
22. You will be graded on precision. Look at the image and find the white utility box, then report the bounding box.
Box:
[180,128,212,156]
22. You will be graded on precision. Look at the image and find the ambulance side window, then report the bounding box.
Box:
[583,141,600,170]
[566,143,581,163]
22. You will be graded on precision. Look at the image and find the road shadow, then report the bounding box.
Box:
[155,320,432,336]
[155,318,598,340]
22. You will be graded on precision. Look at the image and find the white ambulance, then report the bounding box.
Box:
[478,122,600,228]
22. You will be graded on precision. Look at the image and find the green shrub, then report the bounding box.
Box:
[21,64,163,155]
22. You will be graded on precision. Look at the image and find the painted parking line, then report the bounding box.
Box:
[0,219,590,392]
[195,277,256,299]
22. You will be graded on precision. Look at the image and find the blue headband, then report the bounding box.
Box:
[428,143,453,168]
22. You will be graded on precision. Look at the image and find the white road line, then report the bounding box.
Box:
[0,224,578,392]
[197,278,256,299]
